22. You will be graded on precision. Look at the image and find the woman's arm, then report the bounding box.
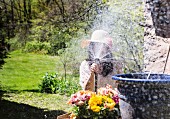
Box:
[79,61,98,91]
[85,72,95,91]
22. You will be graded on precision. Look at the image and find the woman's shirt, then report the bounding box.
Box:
[79,59,123,91]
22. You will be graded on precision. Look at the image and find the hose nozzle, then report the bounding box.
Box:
[95,58,100,65]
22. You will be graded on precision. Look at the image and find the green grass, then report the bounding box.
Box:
[0,50,76,118]
[0,50,60,91]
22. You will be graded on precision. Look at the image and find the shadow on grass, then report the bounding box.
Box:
[0,99,66,119]
[22,89,40,92]
[0,90,5,100]
[1,89,40,93]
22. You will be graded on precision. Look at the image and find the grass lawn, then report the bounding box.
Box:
[0,50,60,91]
[0,50,75,119]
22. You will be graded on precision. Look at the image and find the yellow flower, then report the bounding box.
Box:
[106,97,114,103]
[105,102,116,110]
[88,95,102,106]
[88,95,103,112]
[91,105,101,112]
[102,96,116,110]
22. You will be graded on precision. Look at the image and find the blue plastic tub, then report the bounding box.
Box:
[112,73,170,119]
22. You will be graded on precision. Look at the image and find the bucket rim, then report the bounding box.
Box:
[112,73,170,83]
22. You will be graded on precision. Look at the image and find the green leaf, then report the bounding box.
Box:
[102,0,107,3]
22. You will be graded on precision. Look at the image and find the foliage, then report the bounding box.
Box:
[0,0,108,53]
[112,0,144,73]
[0,40,8,69]
[0,81,2,90]
[55,76,81,96]
[67,85,120,119]
[57,30,88,78]
[27,17,87,56]
[1,0,145,74]
[39,72,58,93]
[0,6,8,68]
[0,0,33,51]
[24,40,51,54]
[57,47,81,79]
[39,72,81,96]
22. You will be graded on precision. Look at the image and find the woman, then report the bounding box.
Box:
[79,30,134,119]
[79,30,123,91]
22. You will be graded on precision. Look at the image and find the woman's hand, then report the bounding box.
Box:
[90,63,100,73]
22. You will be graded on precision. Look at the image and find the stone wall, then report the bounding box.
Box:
[144,0,170,74]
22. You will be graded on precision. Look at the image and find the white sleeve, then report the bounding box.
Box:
[79,60,91,90]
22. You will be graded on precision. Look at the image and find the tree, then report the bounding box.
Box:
[0,1,8,68]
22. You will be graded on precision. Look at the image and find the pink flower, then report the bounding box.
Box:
[112,95,119,104]
[67,90,95,106]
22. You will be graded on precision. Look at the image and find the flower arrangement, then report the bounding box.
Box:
[67,84,120,119]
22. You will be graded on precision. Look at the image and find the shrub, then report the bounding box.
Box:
[39,72,57,93]
[24,41,51,54]
[39,72,81,96]
[55,76,81,96]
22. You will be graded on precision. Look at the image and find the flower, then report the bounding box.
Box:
[88,95,103,112]
[67,90,95,105]
[67,84,120,119]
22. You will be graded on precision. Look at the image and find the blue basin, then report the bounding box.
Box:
[112,73,170,119]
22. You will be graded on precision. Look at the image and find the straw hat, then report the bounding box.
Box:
[81,30,113,48]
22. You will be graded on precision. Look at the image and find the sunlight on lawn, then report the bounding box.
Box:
[0,50,60,91]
